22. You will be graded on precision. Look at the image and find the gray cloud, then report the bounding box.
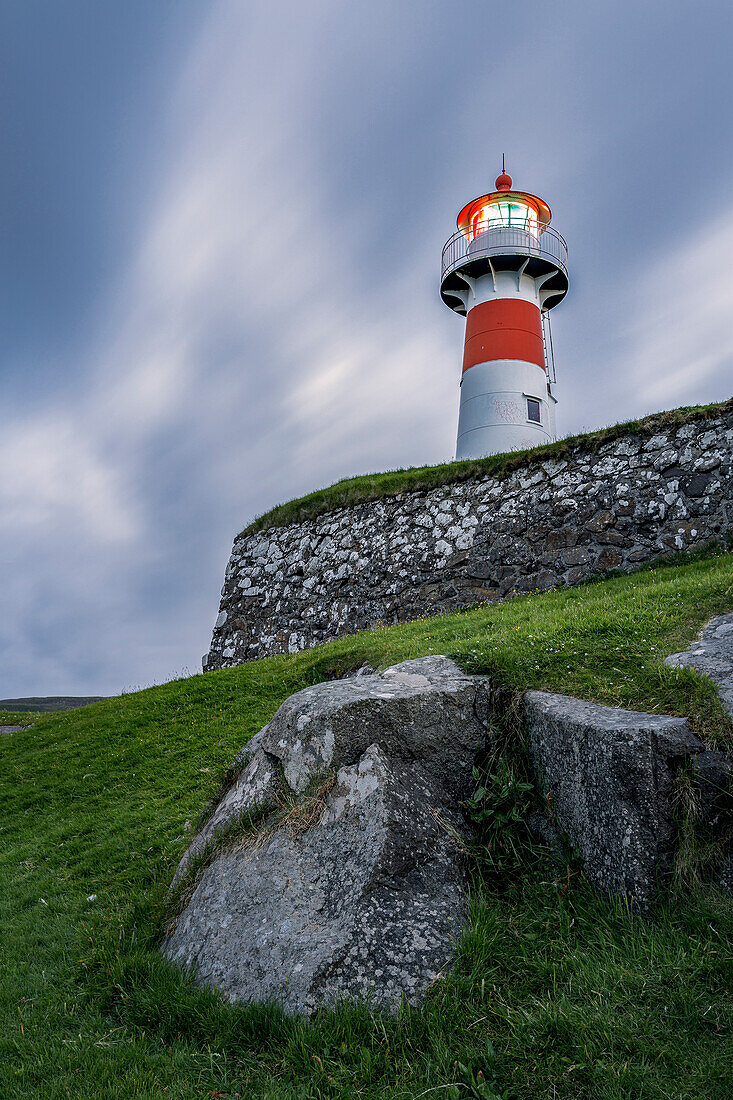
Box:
[2,0,733,695]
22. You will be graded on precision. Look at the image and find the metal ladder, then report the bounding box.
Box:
[541,309,557,389]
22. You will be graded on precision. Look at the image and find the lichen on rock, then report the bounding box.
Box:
[163,656,488,1015]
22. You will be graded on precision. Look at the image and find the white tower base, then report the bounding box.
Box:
[456,358,555,459]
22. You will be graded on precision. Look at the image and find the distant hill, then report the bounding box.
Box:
[0,696,106,713]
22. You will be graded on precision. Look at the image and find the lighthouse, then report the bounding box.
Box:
[440,164,568,459]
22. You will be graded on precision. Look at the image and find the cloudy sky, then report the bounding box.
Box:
[2,0,732,697]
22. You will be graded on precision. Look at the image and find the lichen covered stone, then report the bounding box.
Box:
[163,657,487,1014]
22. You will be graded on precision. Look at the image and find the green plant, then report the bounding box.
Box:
[672,765,732,896]
[451,1038,506,1098]
[465,759,535,877]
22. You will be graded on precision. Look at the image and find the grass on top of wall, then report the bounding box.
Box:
[239,397,733,538]
[1,548,732,1099]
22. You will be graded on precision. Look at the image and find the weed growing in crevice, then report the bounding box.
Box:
[271,768,337,838]
[465,695,575,886]
[464,757,535,880]
[672,764,732,895]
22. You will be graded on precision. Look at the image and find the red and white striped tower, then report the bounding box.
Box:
[440,163,568,459]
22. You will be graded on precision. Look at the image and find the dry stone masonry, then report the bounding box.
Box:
[206,405,733,670]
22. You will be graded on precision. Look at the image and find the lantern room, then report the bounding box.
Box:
[440,168,568,317]
[456,170,551,242]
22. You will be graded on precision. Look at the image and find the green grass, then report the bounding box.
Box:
[241,398,732,537]
[1,549,732,1098]
[0,712,44,726]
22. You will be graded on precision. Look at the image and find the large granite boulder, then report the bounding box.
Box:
[524,693,705,908]
[163,656,489,1014]
[164,629,733,1014]
[524,615,733,906]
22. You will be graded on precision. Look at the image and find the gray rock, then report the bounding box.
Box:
[163,657,487,1014]
[256,655,485,798]
[666,613,733,718]
[691,751,733,835]
[524,692,705,908]
[526,811,564,858]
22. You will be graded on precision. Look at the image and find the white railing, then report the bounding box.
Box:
[441,220,568,283]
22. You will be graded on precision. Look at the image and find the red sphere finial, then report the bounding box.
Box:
[495,153,512,191]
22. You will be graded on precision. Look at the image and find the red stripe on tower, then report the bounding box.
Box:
[462,298,544,374]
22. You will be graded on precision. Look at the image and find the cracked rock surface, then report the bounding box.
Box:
[163,656,488,1015]
[525,693,705,908]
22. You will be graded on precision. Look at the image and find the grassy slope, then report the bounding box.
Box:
[241,398,732,537]
[1,550,732,1099]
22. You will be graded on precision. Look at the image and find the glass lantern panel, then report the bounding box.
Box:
[471,201,539,239]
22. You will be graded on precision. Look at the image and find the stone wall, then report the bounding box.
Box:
[205,405,733,670]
